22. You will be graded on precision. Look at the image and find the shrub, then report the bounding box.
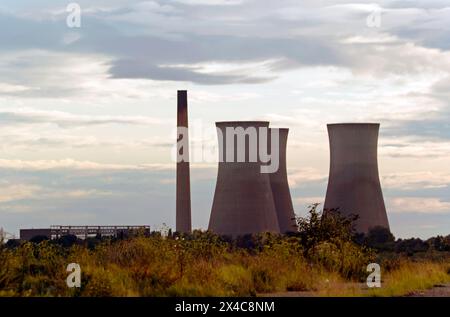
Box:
[295,204,358,254]
[364,226,395,251]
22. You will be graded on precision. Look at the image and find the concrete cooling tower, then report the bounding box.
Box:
[268,128,297,233]
[324,123,390,234]
[208,121,280,237]
[176,90,192,233]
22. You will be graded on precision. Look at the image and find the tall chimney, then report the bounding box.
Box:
[324,123,390,234]
[268,128,297,233]
[208,121,280,237]
[176,90,192,233]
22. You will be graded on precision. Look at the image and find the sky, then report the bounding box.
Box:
[0,0,449,239]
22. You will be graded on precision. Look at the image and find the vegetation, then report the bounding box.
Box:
[1,206,449,297]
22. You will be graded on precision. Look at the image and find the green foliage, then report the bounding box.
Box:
[394,238,429,254]
[427,235,450,252]
[295,204,358,253]
[294,204,374,280]
[363,226,395,252]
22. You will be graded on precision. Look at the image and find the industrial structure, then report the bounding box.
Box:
[324,123,390,233]
[268,128,297,233]
[208,121,280,237]
[0,227,16,240]
[176,90,192,233]
[10,93,393,241]
[20,225,150,241]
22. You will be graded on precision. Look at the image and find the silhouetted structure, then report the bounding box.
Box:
[20,228,51,241]
[268,128,297,233]
[20,225,150,240]
[176,90,192,233]
[208,121,280,237]
[324,123,390,233]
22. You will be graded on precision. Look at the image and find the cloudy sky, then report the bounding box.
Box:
[0,0,449,239]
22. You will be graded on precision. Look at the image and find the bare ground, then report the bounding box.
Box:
[259,283,450,297]
[407,283,450,297]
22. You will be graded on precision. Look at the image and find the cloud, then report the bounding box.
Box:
[111,58,275,84]
[380,137,450,158]
[0,134,173,150]
[261,72,449,135]
[340,34,399,44]
[0,158,216,171]
[0,180,112,206]
[293,196,324,206]
[171,0,245,5]
[0,108,166,128]
[288,167,327,187]
[0,49,177,100]
[0,182,41,203]
[389,197,450,214]
[2,1,450,90]
[0,5,343,86]
[0,83,31,93]
[0,158,173,171]
[0,50,112,98]
[382,172,450,190]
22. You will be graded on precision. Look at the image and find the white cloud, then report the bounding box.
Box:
[0,134,173,150]
[380,137,450,158]
[0,183,41,203]
[340,34,399,44]
[0,181,112,206]
[382,171,450,190]
[294,196,324,206]
[61,32,82,45]
[0,158,173,171]
[389,197,450,214]
[0,158,217,171]
[0,83,32,93]
[170,0,245,6]
[288,167,327,187]
[0,108,167,128]
[0,50,178,101]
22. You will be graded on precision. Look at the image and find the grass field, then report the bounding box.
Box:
[1,232,449,297]
[1,208,449,297]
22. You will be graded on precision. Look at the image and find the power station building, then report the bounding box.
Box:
[176,90,192,233]
[268,128,297,233]
[324,123,390,233]
[208,121,281,237]
[20,225,151,241]
[173,92,390,237]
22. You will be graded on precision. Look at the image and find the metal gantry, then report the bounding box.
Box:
[49,225,150,239]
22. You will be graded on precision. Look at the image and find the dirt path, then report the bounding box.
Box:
[259,291,316,297]
[408,283,450,297]
[259,283,450,297]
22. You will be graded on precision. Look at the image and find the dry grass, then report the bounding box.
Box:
[366,262,450,297]
[1,234,449,297]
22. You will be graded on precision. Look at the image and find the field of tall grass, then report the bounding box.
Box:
[1,207,449,297]
[1,232,449,297]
